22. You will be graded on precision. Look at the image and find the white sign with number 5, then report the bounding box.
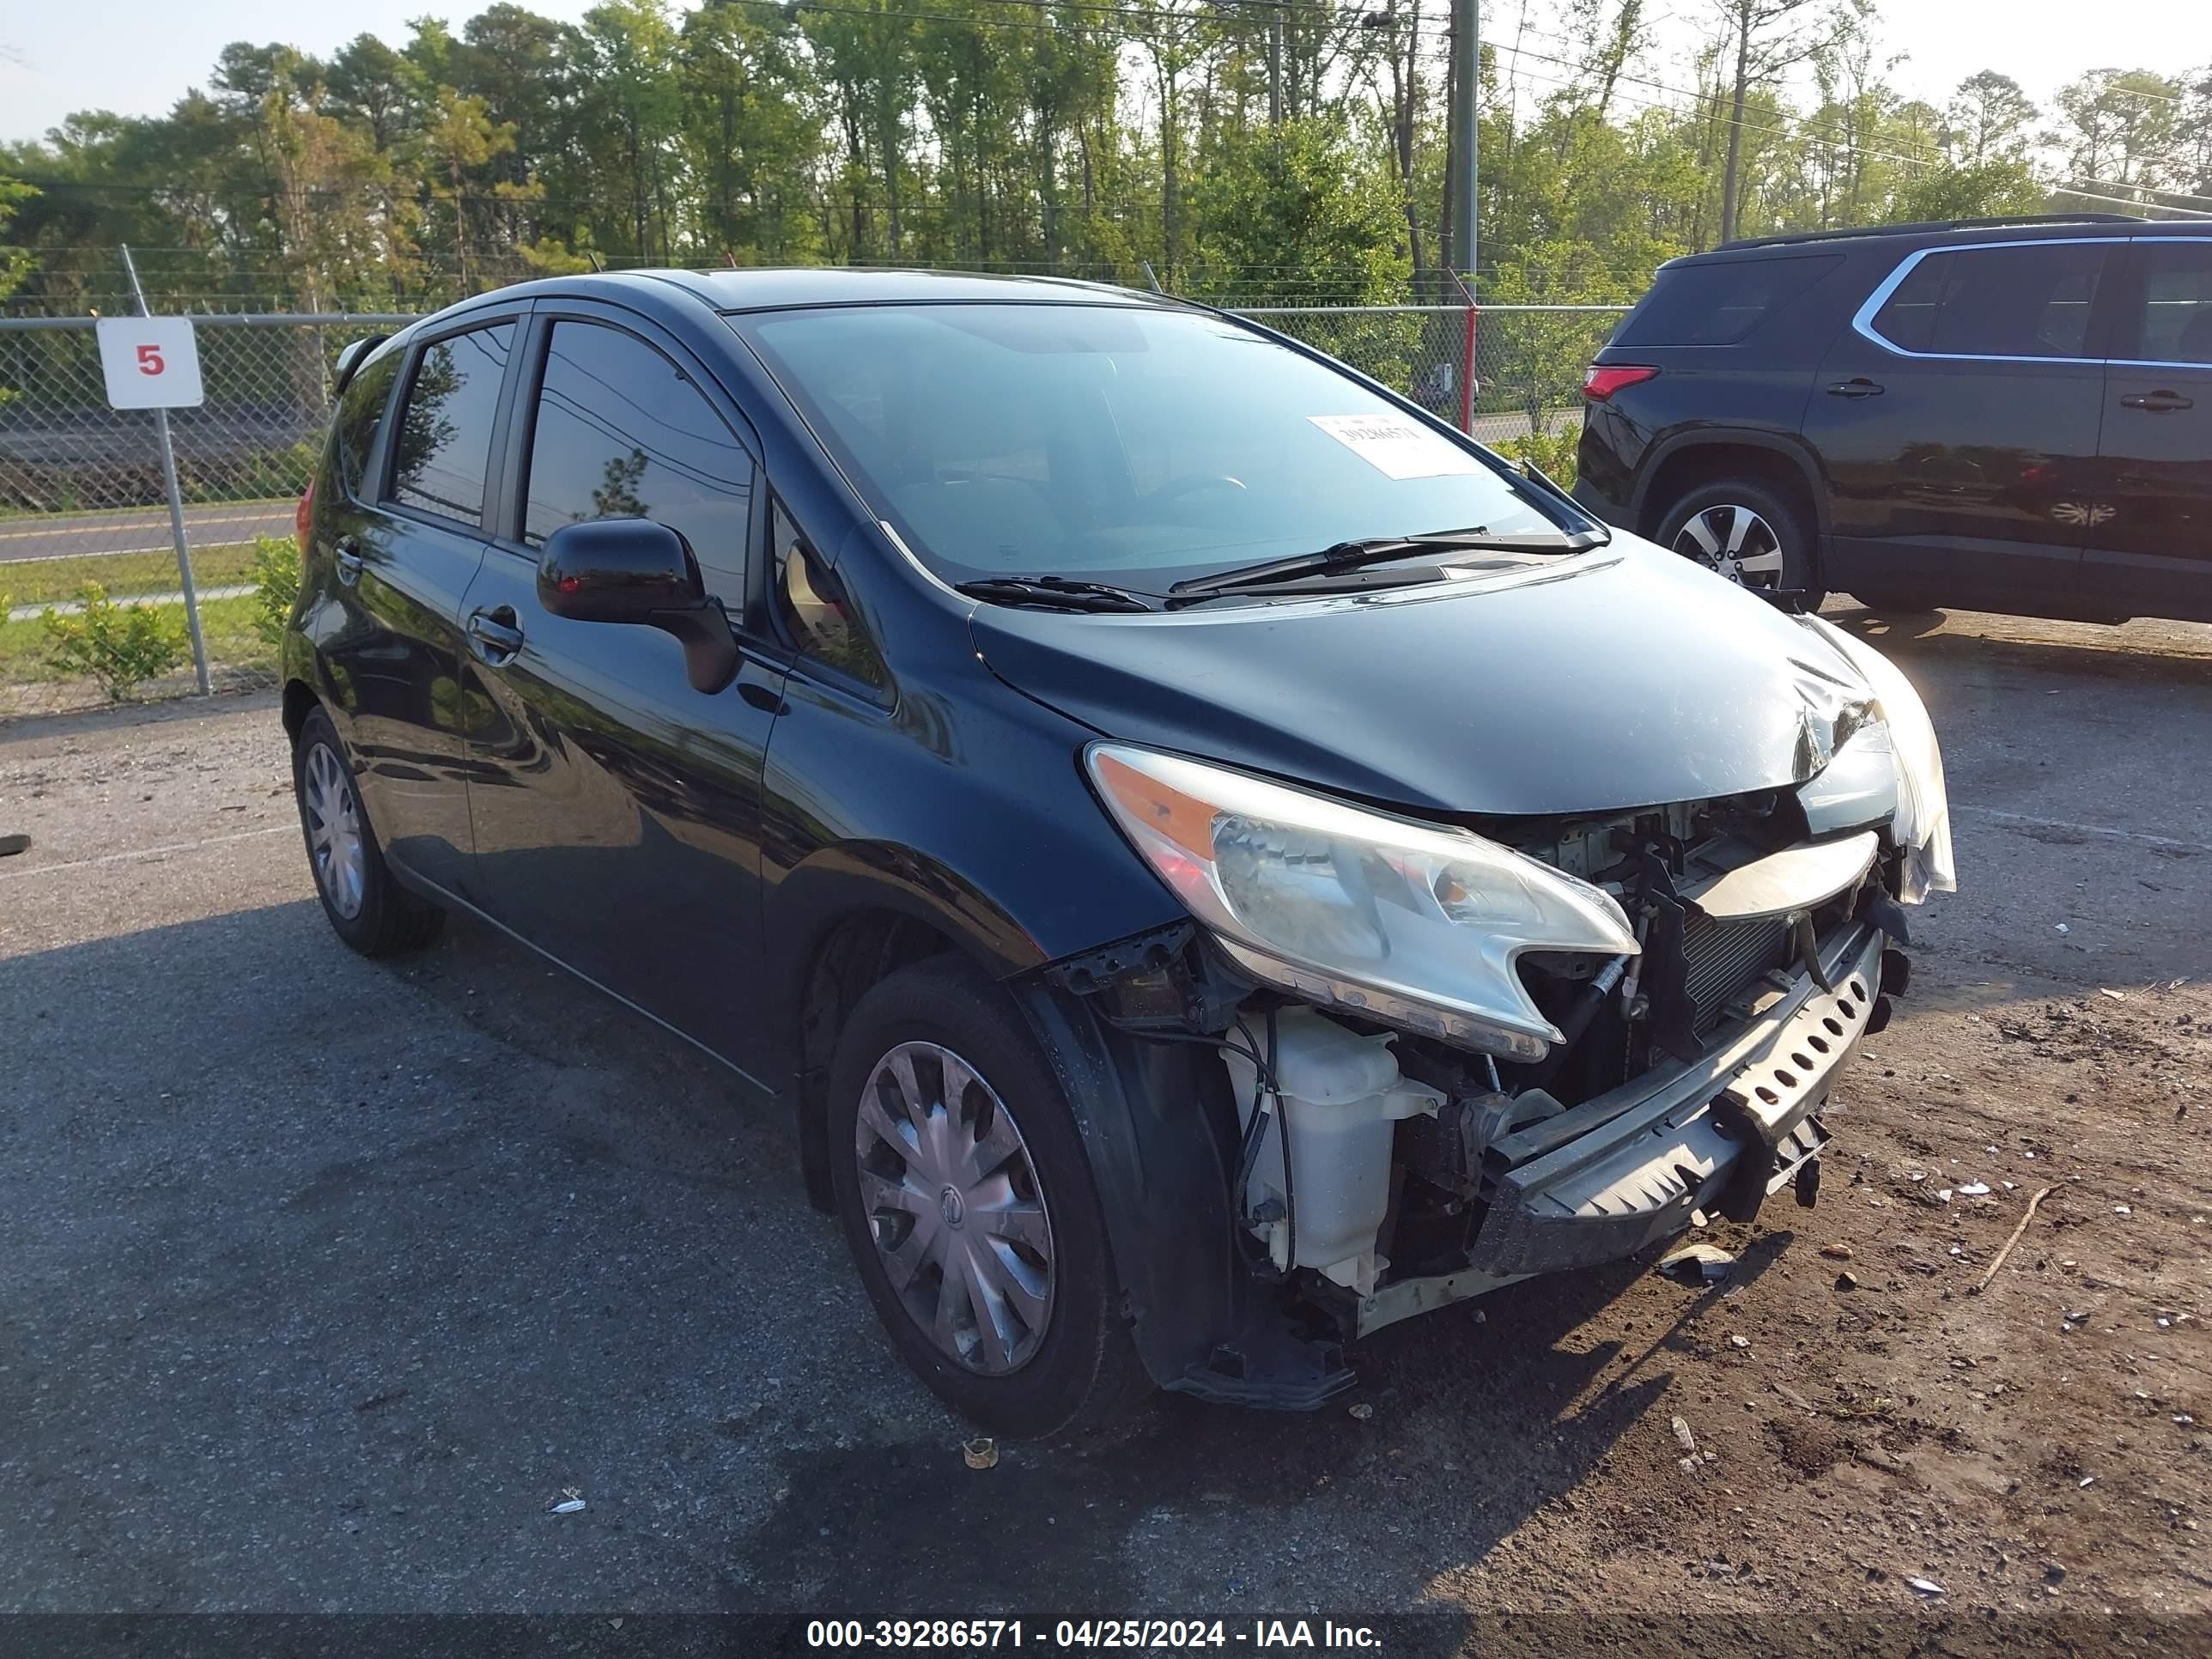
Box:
[96,317,204,410]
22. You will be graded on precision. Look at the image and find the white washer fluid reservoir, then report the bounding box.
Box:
[1220,1007,1443,1297]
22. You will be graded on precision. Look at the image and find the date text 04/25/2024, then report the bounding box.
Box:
[805,1620,1385,1649]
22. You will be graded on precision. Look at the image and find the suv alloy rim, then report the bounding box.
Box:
[853,1041,1056,1375]
[302,742,368,920]
[1673,503,1784,590]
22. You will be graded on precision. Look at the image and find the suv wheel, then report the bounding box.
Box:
[292,707,446,957]
[826,955,1149,1440]
[1657,480,1825,607]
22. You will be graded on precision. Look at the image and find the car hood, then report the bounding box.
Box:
[967,538,1873,818]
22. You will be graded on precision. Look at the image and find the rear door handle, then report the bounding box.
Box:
[334,537,364,585]
[1826,378,1885,398]
[2119,390,2194,412]
[466,605,525,665]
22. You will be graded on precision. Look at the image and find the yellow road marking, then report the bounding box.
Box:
[0,511,288,543]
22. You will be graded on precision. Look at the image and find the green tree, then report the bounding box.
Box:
[2053,69,2183,201]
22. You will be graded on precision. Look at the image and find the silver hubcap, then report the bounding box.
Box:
[302,742,367,920]
[853,1041,1055,1376]
[1674,503,1785,589]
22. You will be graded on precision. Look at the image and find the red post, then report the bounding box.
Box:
[1459,301,1478,434]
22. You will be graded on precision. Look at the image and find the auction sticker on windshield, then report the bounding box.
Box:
[1308,413,1481,480]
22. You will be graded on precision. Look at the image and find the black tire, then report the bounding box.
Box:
[1656,478,1826,608]
[826,954,1151,1440]
[291,706,445,957]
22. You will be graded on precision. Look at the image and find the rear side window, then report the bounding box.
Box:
[2124,241,2212,364]
[521,321,756,605]
[333,349,401,498]
[388,323,514,526]
[1869,244,2106,359]
[1613,255,1840,346]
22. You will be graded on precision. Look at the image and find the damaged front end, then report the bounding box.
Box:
[1057,680,1950,1407]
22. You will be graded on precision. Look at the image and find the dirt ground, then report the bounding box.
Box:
[1,600,2206,1644]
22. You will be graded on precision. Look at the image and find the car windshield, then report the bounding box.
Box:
[740,301,1583,593]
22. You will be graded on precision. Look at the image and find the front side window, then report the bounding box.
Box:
[741,302,1578,592]
[1869,244,2107,359]
[521,321,755,603]
[2124,242,2212,364]
[388,323,514,526]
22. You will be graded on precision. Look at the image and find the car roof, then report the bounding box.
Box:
[425,265,1170,323]
[1666,213,2206,269]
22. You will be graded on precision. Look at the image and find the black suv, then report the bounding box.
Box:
[1574,215,2212,624]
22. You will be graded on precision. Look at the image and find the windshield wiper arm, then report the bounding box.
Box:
[1167,526,1606,598]
[956,575,1156,613]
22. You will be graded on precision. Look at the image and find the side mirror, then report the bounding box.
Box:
[538,519,739,695]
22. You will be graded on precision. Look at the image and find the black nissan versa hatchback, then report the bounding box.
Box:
[1575,215,2212,623]
[283,269,1954,1437]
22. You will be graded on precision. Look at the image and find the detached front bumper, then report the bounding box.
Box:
[1467,921,1888,1278]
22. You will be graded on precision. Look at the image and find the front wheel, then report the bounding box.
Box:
[1656,479,1825,608]
[826,956,1149,1440]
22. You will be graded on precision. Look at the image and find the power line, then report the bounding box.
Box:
[2051,183,2212,219]
[1436,43,2212,213]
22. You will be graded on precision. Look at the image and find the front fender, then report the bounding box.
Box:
[1004,971,1243,1394]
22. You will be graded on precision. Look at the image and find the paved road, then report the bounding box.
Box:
[0,502,295,563]
[3,604,2208,1628]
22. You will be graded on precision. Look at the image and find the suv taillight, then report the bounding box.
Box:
[1582,364,1659,402]
[295,479,314,554]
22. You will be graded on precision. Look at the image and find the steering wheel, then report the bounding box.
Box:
[1148,473,1249,506]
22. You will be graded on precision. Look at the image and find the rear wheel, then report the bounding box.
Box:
[292,707,445,957]
[1656,479,1825,607]
[826,955,1149,1440]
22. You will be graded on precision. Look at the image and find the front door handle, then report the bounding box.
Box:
[467,605,525,665]
[2119,390,2194,412]
[334,537,364,585]
[1826,377,1885,398]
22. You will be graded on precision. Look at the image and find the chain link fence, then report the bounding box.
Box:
[0,301,1626,719]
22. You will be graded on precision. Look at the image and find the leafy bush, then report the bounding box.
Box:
[1494,422,1583,489]
[250,535,301,648]
[40,582,188,701]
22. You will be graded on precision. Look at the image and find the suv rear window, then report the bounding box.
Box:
[1613,255,1841,346]
[1868,243,2106,359]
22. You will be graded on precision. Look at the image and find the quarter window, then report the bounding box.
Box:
[1869,244,2107,359]
[771,500,885,689]
[1613,254,1841,347]
[388,323,514,525]
[2124,242,2212,365]
[521,322,755,604]
[334,348,402,499]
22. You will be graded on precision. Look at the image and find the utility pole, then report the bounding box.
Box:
[1208,0,1285,129]
[1268,5,1284,127]
[1448,0,1479,285]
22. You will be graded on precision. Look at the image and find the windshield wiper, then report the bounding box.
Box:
[956,575,1156,613]
[1167,526,1607,599]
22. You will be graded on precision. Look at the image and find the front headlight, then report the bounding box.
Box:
[1805,618,1957,902]
[1085,744,1639,1060]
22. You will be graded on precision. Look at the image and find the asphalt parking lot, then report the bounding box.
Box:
[2,601,2208,1633]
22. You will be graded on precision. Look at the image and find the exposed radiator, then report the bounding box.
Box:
[1681,910,1792,1031]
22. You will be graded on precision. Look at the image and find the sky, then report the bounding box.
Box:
[0,0,2204,146]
